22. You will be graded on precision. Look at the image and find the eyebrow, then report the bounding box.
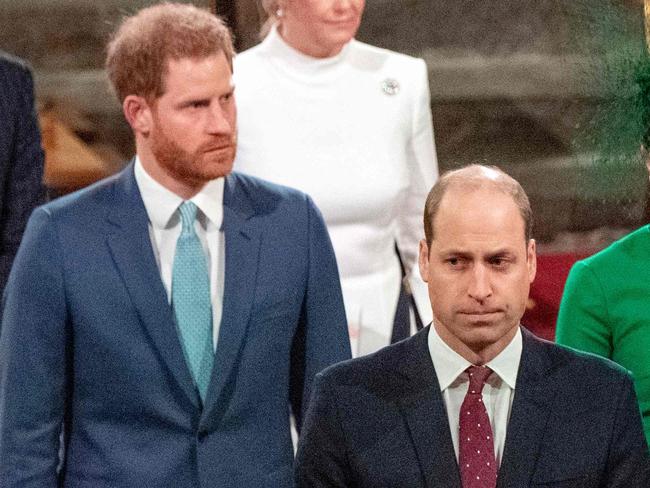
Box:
[175,85,235,105]
[439,248,516,259]
[176,98,210,108]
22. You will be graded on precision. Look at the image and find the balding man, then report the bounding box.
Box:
[295,165,649,488]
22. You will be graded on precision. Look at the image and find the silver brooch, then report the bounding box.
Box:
[382,78,400,95]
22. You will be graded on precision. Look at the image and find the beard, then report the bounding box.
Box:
[149,122,237,185]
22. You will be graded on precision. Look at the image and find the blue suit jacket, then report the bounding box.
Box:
[0,51,45,296]
[295,326,650,487]
[0,163,350,487]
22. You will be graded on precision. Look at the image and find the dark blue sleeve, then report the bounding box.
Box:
[0,57,46,297]
[604,373,650,487]
[290,195,350,429]
[0,207,67,487]
[295,371,351,488]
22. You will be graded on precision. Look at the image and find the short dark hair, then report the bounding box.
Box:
[423,164,533,244]
[106,2,235,103]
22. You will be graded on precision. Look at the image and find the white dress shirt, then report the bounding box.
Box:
[134,157,225,350]
[428,324,522,466]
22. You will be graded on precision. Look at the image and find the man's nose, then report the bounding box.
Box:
[467,264,492,302]
[206,104,233,134]
[333,0,354,12]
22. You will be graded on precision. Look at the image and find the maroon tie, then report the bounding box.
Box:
[459,366,497,488]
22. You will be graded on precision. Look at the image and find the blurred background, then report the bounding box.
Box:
[1,0,647,333]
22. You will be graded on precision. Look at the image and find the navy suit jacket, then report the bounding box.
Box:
[0,51,45,296]
[295,326,650,487]
[0,163,351,487]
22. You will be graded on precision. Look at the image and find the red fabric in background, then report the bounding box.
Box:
[522,253,592,341]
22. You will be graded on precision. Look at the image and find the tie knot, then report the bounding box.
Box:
[466,365,492,393]
[178,201,198,234]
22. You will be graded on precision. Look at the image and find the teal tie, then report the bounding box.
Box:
[172,201,214,402]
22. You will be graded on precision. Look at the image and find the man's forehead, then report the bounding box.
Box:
[435,185,514,220]
[159,53,233,93]
[164,53,230,75]
[433,186,527,242]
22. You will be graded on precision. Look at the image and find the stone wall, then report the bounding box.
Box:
[355,0,647,240]
[0,0,646,242]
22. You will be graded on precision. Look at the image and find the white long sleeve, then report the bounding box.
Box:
[234,27,438,354]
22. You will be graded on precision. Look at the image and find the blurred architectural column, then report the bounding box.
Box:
[212,0,263,51]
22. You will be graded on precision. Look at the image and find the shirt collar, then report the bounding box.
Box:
[487,328,521,390]
[428,323,522,391]
[134,156,224,230]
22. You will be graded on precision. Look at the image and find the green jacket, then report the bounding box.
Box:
[557,225,650,444]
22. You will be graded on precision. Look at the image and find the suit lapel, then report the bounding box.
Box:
[396,327,559,487]
[496,328,558,487]
[200,174,262,427]
[106,163,200,409]
[398,328,462,488]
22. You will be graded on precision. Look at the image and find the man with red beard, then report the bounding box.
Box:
[0,4,350,487]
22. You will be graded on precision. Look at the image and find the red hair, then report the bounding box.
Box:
[106,2,234,103]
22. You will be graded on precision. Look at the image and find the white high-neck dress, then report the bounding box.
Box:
[234,27,438,356]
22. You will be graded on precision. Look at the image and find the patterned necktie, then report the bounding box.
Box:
[172,201,214,402]
[459,365,497,488]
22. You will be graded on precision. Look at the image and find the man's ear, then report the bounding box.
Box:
[526,238,537,283]
[418,239,430,283]
[123,95,153,136]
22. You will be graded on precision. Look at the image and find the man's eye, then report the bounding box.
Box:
[489,257,509,268]
[447,257,462,266]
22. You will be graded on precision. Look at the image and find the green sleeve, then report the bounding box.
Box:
[556,260,613,358]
